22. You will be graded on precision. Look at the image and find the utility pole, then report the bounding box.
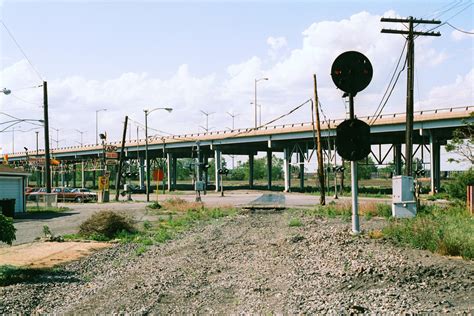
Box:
[313,74,325,205]
[381,16,441,176]
[43,81,52,193]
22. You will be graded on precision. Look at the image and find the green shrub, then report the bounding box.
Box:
[0,214,16,245]
[445,169,474,200]
[79,210,135,240]
[383,203,473,259]
[289,218,303,227]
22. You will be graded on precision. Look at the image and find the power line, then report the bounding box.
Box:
[0,19,44,81]
[369,40,408,125]
[446,21,474,34]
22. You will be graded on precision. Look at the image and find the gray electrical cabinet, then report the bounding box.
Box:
[392,175,417,218]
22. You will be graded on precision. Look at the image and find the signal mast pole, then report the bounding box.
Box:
[381,17,441,176]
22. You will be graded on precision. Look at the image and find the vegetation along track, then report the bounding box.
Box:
[0,210,473,313]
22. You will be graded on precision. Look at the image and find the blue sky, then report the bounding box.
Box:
[0,0,473,169]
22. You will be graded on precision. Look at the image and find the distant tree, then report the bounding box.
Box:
[445,112,474,165]
[228,155,284,181]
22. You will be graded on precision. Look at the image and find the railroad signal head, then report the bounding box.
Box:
[336,119,371,161]
[331,51,373,95]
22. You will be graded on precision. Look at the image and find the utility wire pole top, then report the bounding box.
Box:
[380,15,441,177]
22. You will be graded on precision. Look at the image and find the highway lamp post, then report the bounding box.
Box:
[254,77,268,128]
[75,129,86,188]
[95,108,107,145]
[144,107,173,202]
[200,110,214,133]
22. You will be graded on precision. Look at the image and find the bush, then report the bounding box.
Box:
[0,214,16,245]
[79,210,135,240]
[445,169,474,200]
[383,203,474,259]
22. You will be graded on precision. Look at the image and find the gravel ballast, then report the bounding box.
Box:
[1,211,473,313]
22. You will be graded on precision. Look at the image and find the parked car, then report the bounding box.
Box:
[28,187,97,203]
[25,187,40,199]
[53,187,97,203]
[127,184,146,194]
[28,188,47,201]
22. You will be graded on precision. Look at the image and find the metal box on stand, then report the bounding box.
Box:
[392,175,416,218]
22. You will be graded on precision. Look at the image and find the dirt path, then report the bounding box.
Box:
[1,211,473,313]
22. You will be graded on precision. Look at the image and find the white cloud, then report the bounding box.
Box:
[1,10,469,156]
[415,68,474,110]
[267,36,287,51]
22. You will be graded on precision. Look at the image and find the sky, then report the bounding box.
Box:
[0,0,473,170]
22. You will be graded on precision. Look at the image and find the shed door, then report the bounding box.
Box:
[0,176,23,213]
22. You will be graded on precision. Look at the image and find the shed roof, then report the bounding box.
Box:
[0,165,30,177]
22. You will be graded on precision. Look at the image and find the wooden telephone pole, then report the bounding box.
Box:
[313,74,325,205]
[381,16,441,176]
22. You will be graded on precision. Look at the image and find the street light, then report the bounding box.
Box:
[254,77,268,128]
[75,129,86,146]
[250,102,262,126]
[144,107,173,202]
[51,127,61,149]
[2,88,11,95]
[95,108,107,145]
[200,110,214,133]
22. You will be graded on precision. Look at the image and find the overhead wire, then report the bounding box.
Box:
[0,19,44,81]
[369,40,408,125]
[445,21,474,34]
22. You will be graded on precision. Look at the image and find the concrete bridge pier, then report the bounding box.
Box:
[394,144,402,175]
[214,149,222,192]
[267,151,272,190]
[430,131,441,194]
[249,154,254,189]
[166,153,173,191]
[283,147,291,192]
[72,163,77,188]
[139,157,145,189]
[172,156,177,190]
[299,152,305,191]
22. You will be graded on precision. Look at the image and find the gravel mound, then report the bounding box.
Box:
[1,212,473,313]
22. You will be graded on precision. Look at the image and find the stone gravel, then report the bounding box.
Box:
[1,211,473,314]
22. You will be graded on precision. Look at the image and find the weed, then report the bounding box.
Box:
[289,218,303,227]
[368,230,384,239]
[27,206,69,213]
[147,202,162,210]
[383,203,473,259]
[43,225,53,237]
[135,245,149,255]
[143,220,153,230]
[79,210,135,239]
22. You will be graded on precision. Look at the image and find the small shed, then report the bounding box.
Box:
[0,165,30,213]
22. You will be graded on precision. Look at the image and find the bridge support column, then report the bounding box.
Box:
[93,170,96,188]
[172,157,177,190]
[284,147,291,192]
[430,132,441,194]
[394,144,402,176]
[299,152,305,191]
[267,151,272,190]
[167,153,172,191]
[139,157,145,189]
[214,149,222,192]
[203,154,209,193]
[249,154,254,189]
[72,164,77,188]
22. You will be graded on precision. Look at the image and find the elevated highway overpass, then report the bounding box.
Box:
[7,106,473,194]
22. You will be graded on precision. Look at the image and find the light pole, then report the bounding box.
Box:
[200,110,214,133]
[254,77,268,128]
[51,127,61,148]
[95,108,107,145]
[144,107,173,202]
[75,129,85,146]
